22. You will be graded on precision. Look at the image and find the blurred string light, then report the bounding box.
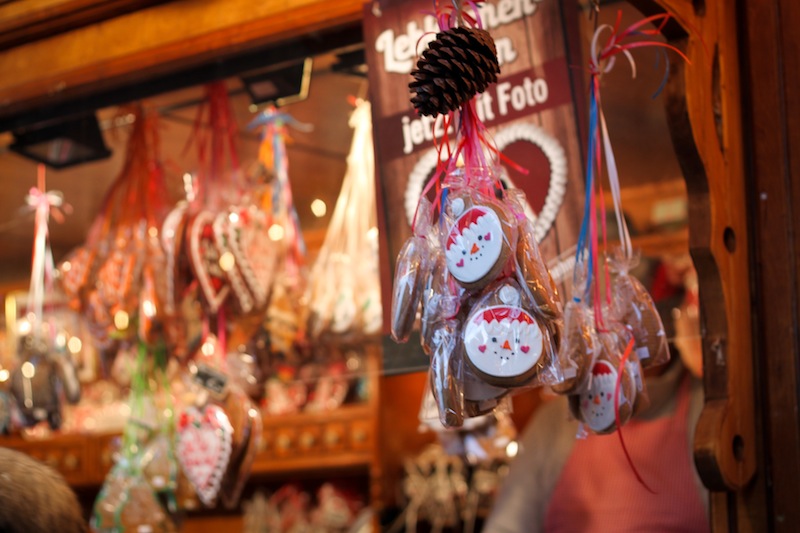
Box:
[268,223,285,241]
[310,198,327,218]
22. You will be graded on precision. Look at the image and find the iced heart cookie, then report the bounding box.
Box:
[176,404,233,506]
[442,194,515,290]
[463,283,545,387]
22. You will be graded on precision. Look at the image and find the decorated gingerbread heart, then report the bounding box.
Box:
[228,206,276,311]
[213,211,255,314]
[463,282,545,388]
[442,192,516,290]
[188,211,230,313]
[176,404,233,506]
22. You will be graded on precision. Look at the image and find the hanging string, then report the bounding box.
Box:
[25,164,70,337]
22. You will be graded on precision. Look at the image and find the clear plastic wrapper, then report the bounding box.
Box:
[506,190,562,323]
[551,300,598,395]
[439,187,518,291]
[390,197,434,343]
[567,329,642,435]
[462,280,561,389]
[429,319,465,428]
[609,249,670,368]
[92,463,177,533]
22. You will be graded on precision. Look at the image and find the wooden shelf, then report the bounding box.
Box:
[0,402,375,487]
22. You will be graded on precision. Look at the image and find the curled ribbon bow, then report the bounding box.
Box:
[25,165,72,336]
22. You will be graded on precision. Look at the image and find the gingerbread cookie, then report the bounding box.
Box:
[551,301,596,395]
[390,236,431,342]
[515,223,562,321]
[567,334,637,434]
[616,273,670,368]
[442,193,516,290]
[463,282,545,388]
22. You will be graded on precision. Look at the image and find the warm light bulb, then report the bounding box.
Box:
[228,212,240,224]
[310,198,327,218]
[67,336,82,354]
[0,369,9,382]
[506,440,519,458]
[141,299,156,318]
[21,362,35,379]
[268,224,285,241]
[114,310,130,330]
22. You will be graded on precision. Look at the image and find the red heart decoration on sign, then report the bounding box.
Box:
[176,404,233,507]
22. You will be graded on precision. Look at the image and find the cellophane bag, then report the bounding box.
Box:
[306,100,382,341]
[567,327,644,435]
[609,248,670,368]
[60,107,171,350]
[390,197,434,342]
[550,299,597,395]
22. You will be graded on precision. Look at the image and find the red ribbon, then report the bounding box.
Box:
[614,337,656,493]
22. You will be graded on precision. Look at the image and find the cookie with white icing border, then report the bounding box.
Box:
[463,282,546,388]
[442,193,516,291]
[567,333,637,434]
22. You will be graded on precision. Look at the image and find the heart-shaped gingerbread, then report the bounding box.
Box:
[227,206,276,311]
[188,211,230,313]
[213,211,255,314]
[176,404,233,507]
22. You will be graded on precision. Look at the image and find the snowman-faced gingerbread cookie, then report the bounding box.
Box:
[569,353,637,434]
[463,283,544,387]
[443,195,515,290]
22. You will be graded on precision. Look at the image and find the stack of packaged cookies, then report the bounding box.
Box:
[391,168,567,428]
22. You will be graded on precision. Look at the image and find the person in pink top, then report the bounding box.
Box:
[484,260,708,533]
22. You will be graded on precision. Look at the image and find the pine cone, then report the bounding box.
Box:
[409,27,501,117]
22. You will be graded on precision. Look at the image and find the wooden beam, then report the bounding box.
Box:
[0,0,169,51]
[0,0,363,122]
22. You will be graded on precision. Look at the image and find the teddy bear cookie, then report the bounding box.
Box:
[462,282,546,388]
[442,193,516,291]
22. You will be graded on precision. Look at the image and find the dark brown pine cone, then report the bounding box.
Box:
[409,26,501,117]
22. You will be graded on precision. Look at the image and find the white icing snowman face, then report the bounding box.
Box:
[445,199,504,284]
[580,361,623,431]
[464,296,543,380]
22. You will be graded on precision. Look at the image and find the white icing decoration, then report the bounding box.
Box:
[176,404,233,506]
[579,360,624,432]
[444,207,504,283]
[463,306,543,379]
[450,197,465,216]
[498,285,520,305]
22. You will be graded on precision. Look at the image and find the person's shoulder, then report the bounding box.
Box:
[520,395,574,441]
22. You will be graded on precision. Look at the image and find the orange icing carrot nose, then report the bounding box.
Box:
[593,395,601,405]
[502,339,511,350]
[470,243,480,254]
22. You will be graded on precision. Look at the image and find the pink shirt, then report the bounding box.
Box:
[544,379,709,532]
